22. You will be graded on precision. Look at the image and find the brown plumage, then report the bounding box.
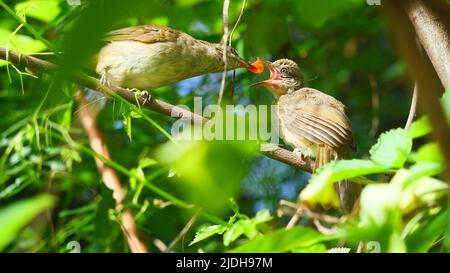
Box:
[96,25,253,90]
[252,58,361,212]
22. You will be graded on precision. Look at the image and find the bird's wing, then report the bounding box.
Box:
[103,25,181,44]
[277,88,354,150]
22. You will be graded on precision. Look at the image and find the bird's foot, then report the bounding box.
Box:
[100,74,111,88]
[293,148,307,164]
[138,90,151,105]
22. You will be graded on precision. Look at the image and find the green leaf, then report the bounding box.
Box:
[122,112,132,141]
[227,198,240,215]
[410,142,444,164]
[407,163,444,182]
[254,209,272,224]
[441,89,450,120]
[138,157,158,169]
[408,116,432,139]
[229,227,332,253]
[352,175,406,252]
[359,183,402,228]
[292,244,327,253]
[223,209,273,247]
[370,128,412,168]
[400,176,447,214]
[0,194,56,251]
[223,220,251,247]
[15,0,62,23]
[300,159,385,207]
[0,28,46,67]
[443,204,450,252]
[300,168,340,208]
[189,224,227,246]
[405,208,447,253]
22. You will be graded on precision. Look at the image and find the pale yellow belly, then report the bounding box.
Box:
[96,40,213,90]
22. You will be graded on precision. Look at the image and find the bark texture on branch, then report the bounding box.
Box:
[405,0,450,88]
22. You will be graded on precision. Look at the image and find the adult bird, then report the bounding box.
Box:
[96,25,256,90]
[252,58,361,212]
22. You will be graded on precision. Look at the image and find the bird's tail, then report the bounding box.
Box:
[315,146,361,213]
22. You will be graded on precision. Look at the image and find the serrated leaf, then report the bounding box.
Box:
[223,209,272,247]
[0,194,56,250]
[189,224,227,246]
[223,220,250,247]
[370,128,412,168]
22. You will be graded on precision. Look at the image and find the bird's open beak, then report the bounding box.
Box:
[250,61,280,88]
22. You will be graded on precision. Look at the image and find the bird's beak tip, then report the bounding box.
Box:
[250,80,270,88]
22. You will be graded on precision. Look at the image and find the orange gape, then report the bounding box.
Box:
[247,57,265,74]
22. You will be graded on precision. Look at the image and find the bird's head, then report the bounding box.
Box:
[251,59,305,97]
[214,44,255,70]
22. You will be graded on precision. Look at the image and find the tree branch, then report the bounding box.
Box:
[404,83,418,130]
[383,0,450,184]
[405,0,450,88]
[0,47,314,173]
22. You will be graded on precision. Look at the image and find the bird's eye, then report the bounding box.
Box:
[280,68,288,74]
[229,47,238,55]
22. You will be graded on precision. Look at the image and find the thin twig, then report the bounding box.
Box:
[286,207,301,229]
[165,209,202,253]
[280,200,344,229]
[404,82,418,130]
[153,239,168,252]
[229,0,247,46]
[313,218,336,236]
[218,0,230,106]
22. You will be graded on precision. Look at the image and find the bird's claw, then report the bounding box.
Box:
[293,148,306,164]
[138,90,151,105]
[100,74,111,88]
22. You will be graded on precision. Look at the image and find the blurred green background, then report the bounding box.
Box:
[1,0,447,253]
